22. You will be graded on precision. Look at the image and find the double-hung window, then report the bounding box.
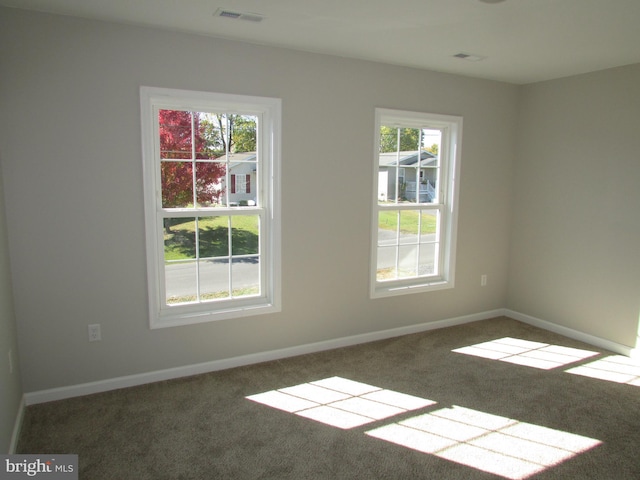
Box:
[371,108,462,298]
[140,87,281,328]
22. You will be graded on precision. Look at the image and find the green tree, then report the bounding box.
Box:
[380,126,440,156]
[159,109,225,209]
[200,114,257,155]
[379,126,420,153]
[232,116,257,153]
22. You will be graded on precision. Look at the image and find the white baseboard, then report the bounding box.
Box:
[9,396,25,454]
[24,309,503,405]
[24,308,634,406]
[504,309,634,356]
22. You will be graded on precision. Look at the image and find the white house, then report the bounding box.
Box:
[378,151,437,203]
[225,152,257,206]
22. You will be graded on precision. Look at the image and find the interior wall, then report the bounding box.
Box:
[0,159,23,453]
[508,63,640,348]
[0,8,517,393]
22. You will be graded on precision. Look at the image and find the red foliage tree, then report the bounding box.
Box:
[159,109,226,208]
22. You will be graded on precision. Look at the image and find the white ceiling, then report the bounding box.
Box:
[2,0,640,84]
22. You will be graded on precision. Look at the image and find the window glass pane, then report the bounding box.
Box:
[399,127,420,151]
[164,216,197,305]
[419,128,441,204]
[378,127,399,204]
[398,210,419,244]
[376,245,397,281]
[231,215,260,256]
[164,217,196,261]
[418,166,438,204]
[165,261,197,305]
[231,115,257,153]
[219,170,229,208]
[398,245,418,278]
[198,216,229,259]
[378,163,404,204]
[232,256,260,297]
[193,112,219,159]
[379,125,399,153]
[421,128,441,160]
[419,243,439,276]
[404,166,420,203]
[200,258,230,301]
[159,109,192,159]
[228,153,257,206]
[377,169,391,203]
[198,113,228,156]
[161,162,193,208]
[420,211,439,240]
[378,211,398,244]
[196,161,226,207]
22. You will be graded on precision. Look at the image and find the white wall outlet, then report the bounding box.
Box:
[88,324,102,342]
[481,274,487,286]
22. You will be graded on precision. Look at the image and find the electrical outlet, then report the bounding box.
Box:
[88,324,102,342]
[481,274,487,287]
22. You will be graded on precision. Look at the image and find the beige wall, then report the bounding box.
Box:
[0,8,516,393]
[3,8,639,399]
[0,161,23,452]
[508,64,640,346]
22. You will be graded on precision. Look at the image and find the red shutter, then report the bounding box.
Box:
[231,174,236,194]
[246,175,251,194]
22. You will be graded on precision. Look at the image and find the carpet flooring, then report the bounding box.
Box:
[17,317,640,479]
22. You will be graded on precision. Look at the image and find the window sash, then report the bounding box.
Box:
[375,205,444,282]
[157,208,264,306]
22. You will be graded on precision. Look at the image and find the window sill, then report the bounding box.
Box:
[151,300,280,329]
[371,279,453,299]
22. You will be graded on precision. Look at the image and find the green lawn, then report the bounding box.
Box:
[165,211,435,261]
[164,216,259,261]
[378,210,437,235]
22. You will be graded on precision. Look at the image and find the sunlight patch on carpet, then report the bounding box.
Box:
[566,354,640,386]
[452,337,599,370]
[247,377,602,478]
[246,376,436,429]
[366,405,602,480]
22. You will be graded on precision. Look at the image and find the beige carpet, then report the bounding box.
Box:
[17,317,640,479]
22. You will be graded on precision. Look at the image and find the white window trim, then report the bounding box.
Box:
[370,108,462,298]
[140,86,281,328]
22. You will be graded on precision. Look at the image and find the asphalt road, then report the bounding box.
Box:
[377,231,437,275]
[165,258,259,298]
[164,230,438,298]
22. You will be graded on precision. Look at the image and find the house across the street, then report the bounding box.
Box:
[222,152,257,206]
[378,150,437,203]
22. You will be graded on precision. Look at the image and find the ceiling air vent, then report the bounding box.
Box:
[452,52,486,62]
[214,8,265,22]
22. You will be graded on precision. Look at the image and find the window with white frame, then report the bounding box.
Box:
[371,108,462,298]
[140,87,281,328]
